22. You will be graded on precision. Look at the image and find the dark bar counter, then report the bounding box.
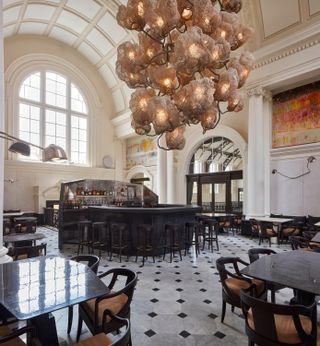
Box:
[58,204,201,252]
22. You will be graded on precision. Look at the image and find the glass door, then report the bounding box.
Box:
[201,183,213,212]
[213,182,227,212]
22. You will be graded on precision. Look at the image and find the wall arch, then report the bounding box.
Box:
[126,165,154,190]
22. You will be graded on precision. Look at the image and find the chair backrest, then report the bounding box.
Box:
[9,243,47,261]
[103,311,131,346]
[100,268,138,317]
[249,219,259,236]
[71,254,100,274]
[248,248,276,263]
[289,236,310,250]
[240,288,317,345]
[257,221,274,236]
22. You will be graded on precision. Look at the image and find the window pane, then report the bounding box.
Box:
[71,83,87,114]
[19,72,40,102]
[45,72,66,108]
[45,110,66,148]
[71,115,87,164]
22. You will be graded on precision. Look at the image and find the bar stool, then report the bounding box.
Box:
[163,223,183,263]
[77,220,93,255]
[202,218,219,251]
[184,221,200,257]
[3,219,12,235]
[91,221,108,257]
[109,222,130,263]
[135,224,155,267]
[14,217,37,233]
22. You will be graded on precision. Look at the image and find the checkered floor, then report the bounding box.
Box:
[38,226,311,345]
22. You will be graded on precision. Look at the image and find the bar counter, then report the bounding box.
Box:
[58,204,202,253]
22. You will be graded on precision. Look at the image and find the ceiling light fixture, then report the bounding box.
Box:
[0,131,68,162]
[116,0,254,150]
[271,156,316,179]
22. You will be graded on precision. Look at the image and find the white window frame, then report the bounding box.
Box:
[17,69,89,165]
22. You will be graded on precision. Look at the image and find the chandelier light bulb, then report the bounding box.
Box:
[116,0,254,150]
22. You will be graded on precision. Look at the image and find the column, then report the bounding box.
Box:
[246,86,272,218]
[114,138,125,181]
[0,8,12,263]
[157,137,167,203]
[167,150,174,204]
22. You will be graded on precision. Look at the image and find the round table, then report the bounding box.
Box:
[3,233,45,247]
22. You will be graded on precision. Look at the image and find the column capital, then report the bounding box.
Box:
[247,86,272,101]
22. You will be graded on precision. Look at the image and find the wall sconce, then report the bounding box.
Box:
[272,156,316,179]
[0,131,67,162]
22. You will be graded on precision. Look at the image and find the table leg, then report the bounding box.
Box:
[290,290,315,306]
[28,313,59,346]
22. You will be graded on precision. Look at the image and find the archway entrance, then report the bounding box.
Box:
[186,136,243,214]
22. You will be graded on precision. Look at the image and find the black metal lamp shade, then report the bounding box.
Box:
[8,142,31,156]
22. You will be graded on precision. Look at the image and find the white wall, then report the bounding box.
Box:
[3,35,125,213]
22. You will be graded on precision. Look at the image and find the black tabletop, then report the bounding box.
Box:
[3,233,45,244]
[0,256,109,320]
[241,250,320,296]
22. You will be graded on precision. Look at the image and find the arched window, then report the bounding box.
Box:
[189,136,243,174]
[18,70,88,164]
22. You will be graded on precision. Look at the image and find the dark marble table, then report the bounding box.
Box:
[3,232,45,246]
[0,256,109,345]
[241,250,320,304]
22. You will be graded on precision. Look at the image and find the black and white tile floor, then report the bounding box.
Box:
[38,227,315,345]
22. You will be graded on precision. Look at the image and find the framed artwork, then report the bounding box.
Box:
[272,81,320,148]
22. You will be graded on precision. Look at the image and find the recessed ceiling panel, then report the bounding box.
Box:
[50,26,78,45]
[3,0,22,7]
[24,4,56,21]
[56,10,88,34]
[98,65,118,89]
[3,6,21,25]
[78,42,101,65]
[19,22,47,34]
[309,0,320,15]
[66,0,101,20]
[3,24,15,38]
[260,0,300,37]
[86,28,113,56]
[97,11,127,44]
[112,88,126,112]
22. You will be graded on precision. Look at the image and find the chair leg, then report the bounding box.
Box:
[67,306,73,334]
[231,305,235,312]
[76,316,83,342]
[271,289,276,303]
[249,340,254,346]
[221,299,226,323]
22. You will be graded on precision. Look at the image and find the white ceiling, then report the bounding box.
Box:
[2,0,320,119]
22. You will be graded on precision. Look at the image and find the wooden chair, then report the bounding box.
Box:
[241,287,317,346]
[248,248,286,303]
[249,219,259,239]
[74,310,131,346]
[289,236,313,251]
[0,324,39,346]
[257,221,277,246]
[216,257,266,323]
[67,255,100,334]
[76,268,137,345]
[9,243,47,261]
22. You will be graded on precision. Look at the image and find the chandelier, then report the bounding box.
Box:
[116,0,254,150]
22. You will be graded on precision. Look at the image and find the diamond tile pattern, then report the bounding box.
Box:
[36,226,317,346]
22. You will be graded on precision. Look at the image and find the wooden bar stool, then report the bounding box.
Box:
[135,224,155,267]
[184,221,200,257]
[91,221,108,257]
[109,222,129,263]
[77,220,93,254]
[163,223,183,263]
[202,218,219,251]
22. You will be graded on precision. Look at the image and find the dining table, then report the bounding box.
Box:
[241,250,320,305]
[0,256,109,346]
[3,232,45,247]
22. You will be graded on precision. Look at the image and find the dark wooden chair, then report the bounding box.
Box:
[135,224,156,267]
[241,287,317,346]
[184,220,201,257]
[77,220,93,255]
[249,219,259,239]
[76,268,137,345]
[74,310,131,346]
[162,223,183,263]
[289,236,313,251]
[216,257,266,323]
[257,221,277,246]
[92,221,108,257]
[0,325,39,346]
[248,248,287,303]
[9,243,47,261]
[67,255,100,334]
